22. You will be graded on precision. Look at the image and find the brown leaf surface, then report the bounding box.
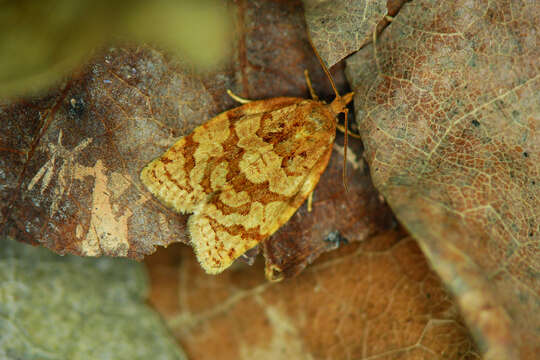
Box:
[0,0,391,277]
[146,229,479,359]
[303,0,407,68]
[1,45,203,258]
[303,0,386,68]
[345,0,539,358]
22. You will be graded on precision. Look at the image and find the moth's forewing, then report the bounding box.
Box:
[141,98,336,274]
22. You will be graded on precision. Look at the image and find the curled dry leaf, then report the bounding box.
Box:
[145,229,480,359]
[303,0,407,68]
[346,0,539,358]
[0,0,392,279]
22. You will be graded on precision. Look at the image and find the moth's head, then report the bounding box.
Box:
[329,91,354,115]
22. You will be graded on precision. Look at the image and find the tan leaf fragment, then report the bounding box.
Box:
[346,0,540,357]
[303,0,390,67]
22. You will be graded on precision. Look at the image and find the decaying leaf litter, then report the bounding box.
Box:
[1,0,538,358]
[341,0,539,358]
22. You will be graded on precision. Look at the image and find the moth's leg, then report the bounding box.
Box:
[302,66,317,210]
[303,69,319,100]
[226,89,252,104]
[336,102,362,139]
[307,191,313,212]
[342,107,349,191]
[336,124,362,139]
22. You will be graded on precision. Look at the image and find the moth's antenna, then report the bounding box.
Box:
[306,30,340,99]
[307,30,350,191]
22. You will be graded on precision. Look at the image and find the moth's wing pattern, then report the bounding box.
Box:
[140,113,230,214]
[188,100,336,273]
[141,97,336,274]
[140,97,303,214]
[189,144,333,273]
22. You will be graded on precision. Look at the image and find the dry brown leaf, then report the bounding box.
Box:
[303,0,387,68]
[1,45,202,258]
[145,229,480,359]
[346,0,539,358]
[303,0,407,68]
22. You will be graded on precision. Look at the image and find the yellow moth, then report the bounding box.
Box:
[140,41,353,276]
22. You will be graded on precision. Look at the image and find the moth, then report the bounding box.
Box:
[140,43,353,276]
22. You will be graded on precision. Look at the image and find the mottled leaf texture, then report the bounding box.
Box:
[1,45,204,258]
[145,229,480,359]
[0,0,392,278]
[346,0,539,358]
[303,0,388,68]
[0,236,186,360]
